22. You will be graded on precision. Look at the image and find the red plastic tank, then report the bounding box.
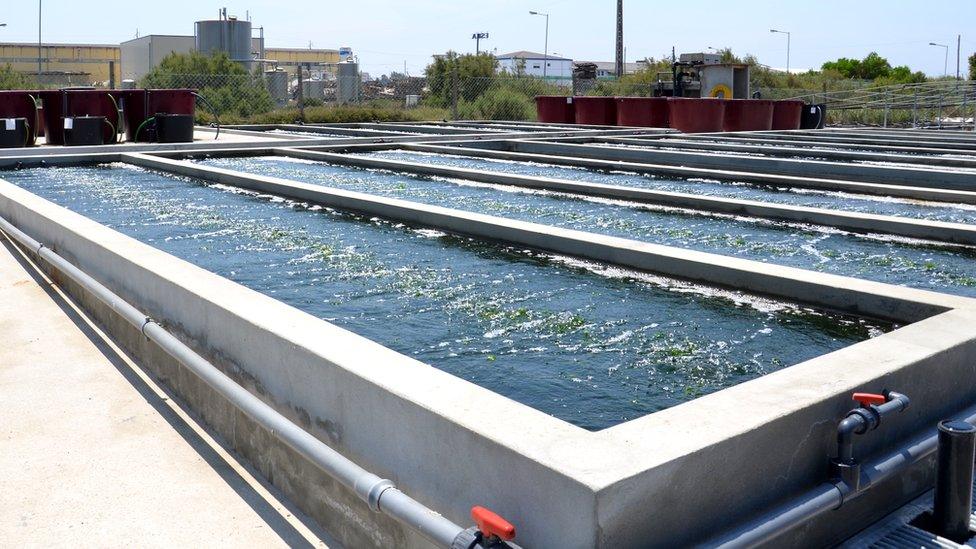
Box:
[574,96,617,126]
[615,97,669,127]
[0,91,42,145]
[723,99,775,132]
[666,98,725,133]
[119,89,196,142]
[536,96,575,124]
[770,100,804,130]
[39,89,121,145]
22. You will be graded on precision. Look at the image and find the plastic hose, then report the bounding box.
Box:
[106,93,123,143]
[103,118,117,144]
[191,92,221,140]
[134,117,155,142]
[22,120,30,148]
[26,94,39,146]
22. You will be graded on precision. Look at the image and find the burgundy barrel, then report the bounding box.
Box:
[0,91,42,145]
[615,97,669,127]
[770,100,804,130]
[723,99,775,132]
[119,89,196,142]
[667,98,725,133]
[574,96,617,126]
[536,95,575,124]
[37,90,65,145]
[40,89,121,145]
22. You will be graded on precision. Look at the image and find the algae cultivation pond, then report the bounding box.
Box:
[359,149,976,225]
[3,163,892,430]
[198,155,976,297]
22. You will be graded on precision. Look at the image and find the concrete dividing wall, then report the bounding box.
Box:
[276,148,976,246]
[397,143,976,205]
[6,154,976,547]
[501,141,976,190]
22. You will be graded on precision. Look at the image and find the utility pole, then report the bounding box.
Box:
[615,0,623,78]
[529,11,549,79]
[37,0,42,85]
[472,32,488,55]
[957,34,962,80]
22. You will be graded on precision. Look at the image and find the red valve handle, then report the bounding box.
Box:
[853,392,886,407]
[471,506,516,541]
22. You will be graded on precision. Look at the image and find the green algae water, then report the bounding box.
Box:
[199,155,976,297]
[4,164,890,430]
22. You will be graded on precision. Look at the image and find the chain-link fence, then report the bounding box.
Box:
[6,63,973,128]
[788,80,976,128]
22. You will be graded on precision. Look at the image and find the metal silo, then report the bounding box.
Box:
[264,69,289,106]
[195,13,253,71]
[337,61,360,104]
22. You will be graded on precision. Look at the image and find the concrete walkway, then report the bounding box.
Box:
[0,235,331,547]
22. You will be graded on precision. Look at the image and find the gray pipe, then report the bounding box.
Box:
[708,401,976,548]
[0,215,466,548]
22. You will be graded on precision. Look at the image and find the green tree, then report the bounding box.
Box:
[424,51,497,107]
[969,53,976,80]
[0,64,29,90]
[142,51,273,119]
[821,52,893,80]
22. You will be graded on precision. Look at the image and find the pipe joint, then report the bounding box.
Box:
[363,478,395,512]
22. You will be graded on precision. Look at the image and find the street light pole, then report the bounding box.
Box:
[930,42,949,77]
[529,11,549,79]
[770,29,791,75]
[37,0,42,85]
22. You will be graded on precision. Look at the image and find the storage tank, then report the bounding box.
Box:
[771,100,804,130]
[265,69,289,106]
[303,80,327,101]
[195,15,253,71]
[574,97,616,126]
[616,97,669,127]
[536,96,575,123]
[337,61,360,104]
[667,98,725,133]
[722,99,775,132]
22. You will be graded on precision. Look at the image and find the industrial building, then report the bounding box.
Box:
[119,35,340,81]
[0,11,341,87]
[0,42,120,86]
[495,50,574,79]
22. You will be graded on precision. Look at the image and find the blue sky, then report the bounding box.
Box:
[2,0,974,77]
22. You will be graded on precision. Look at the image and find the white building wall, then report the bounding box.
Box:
[497,57,573,79]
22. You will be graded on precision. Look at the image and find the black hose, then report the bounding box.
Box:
[191,92,221,140]
[25,94,39,146]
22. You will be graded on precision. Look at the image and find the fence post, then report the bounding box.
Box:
[883,89,889,128]
[297,64,305,123]
[451,67,459,120]
[938,85,944,129]
[912,86,918,128]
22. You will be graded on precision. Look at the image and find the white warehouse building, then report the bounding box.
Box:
[495,50,573,79]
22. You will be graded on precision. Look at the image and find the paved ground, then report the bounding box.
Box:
[0,235,332,547]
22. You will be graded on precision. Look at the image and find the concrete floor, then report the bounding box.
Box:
[0,235,332,547]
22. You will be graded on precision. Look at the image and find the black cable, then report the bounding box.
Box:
[191,92,221,140]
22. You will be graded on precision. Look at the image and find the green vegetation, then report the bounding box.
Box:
[970,53,976,80]
[0,64,30,90]
[141,51,274,121]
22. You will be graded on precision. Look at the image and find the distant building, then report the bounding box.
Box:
[495,51,573,79]
[578,60,649,78]
[120,34,340,81]
[0,42,120,86]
